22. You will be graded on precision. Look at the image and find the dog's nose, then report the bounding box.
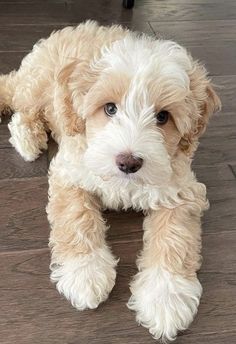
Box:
[116,153,143,174]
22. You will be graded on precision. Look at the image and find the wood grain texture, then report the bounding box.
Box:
[70,0,236,23]
[194,112,236,165]
[150,20,236,46]
[0,177,49,252]
[184,44,236,76]
[0,51,26,74]
[0,22,153,53]
[0,25,66,52]
[0,124,11,148]
[0,148,48,179]
[1,1,236,25]
[212,75,236,112]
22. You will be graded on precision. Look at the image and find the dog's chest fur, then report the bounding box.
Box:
[71,172,179,211]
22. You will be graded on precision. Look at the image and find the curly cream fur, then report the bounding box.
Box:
[1,21,221,342]
[47,172,117,309]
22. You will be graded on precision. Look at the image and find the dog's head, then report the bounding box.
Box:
[65,34,221,186]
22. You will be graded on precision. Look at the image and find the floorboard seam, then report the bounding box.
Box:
[0,247,49,256]
[228,164,236,179]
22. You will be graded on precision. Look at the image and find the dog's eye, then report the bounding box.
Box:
[155,110,169,125]
[104,103,117,117]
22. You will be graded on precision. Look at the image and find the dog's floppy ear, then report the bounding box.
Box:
[179,63,221,155]
[54,61,86,136]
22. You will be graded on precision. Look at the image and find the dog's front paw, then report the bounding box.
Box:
[127,267,202,342]
[50,247,117,310]
[8,112,47,161]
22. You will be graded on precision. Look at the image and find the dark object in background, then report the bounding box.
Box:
[123,0,135,9]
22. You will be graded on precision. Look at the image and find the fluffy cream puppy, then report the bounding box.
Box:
[0,21,220,341]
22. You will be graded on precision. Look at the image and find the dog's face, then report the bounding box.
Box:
[78,36,220,186]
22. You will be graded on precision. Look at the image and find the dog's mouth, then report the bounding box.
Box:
[96,169,141,183]
[91,167,173,189]
[99,170,163,187]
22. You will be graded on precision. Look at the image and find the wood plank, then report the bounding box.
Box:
[0,2,71,25]
[195,138,236,165]
[177,332,236,344]
[195,166,236,234]
[0,24,66,52]
[0,51,25,73]
[68,1,236,24]
[119,21,154,35]
[200,231,236,274]
[212,75,236,112]
[150,20,236,46]
[148,0,236,3]
[107,210,143,243]
[131,1,236,22]
[201,112,236,137]
[194,112,236,165]
[0,124,11,148]
[0,0,235,3]
[0,148,48,179]
[0,1,236,25]
[0,22,153,53]
[0,177,49,251]
[193,163,235,185]
[0,1,132,25]
[188,45,236,76]
[0,0,69,2]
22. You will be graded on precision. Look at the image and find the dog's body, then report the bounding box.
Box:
[0,21,220,341]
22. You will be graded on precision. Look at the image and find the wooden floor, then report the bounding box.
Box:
[0,0,236,343]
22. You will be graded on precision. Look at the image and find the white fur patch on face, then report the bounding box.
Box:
[84,98,172,187]
[50,246,118,310]
[97,34,192,91]
[127,267,202,341]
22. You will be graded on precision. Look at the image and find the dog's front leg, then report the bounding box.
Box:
[47,175,117,310]
[128,201,204,341]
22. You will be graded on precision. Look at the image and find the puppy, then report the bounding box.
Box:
[0,21,220,341]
